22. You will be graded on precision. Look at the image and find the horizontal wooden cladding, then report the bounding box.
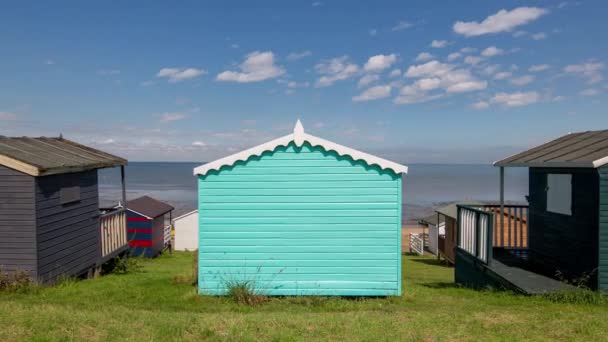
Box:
[200,202,396,211]
[200,266,395,274]
[201,231,396,239]
[200,180,396,189]
[204,173,394,182]
[200,238,395,246]
[201,223,395,231]
[201,280,398,290]
[201,245,396,253]
[200,187,398,196]
[201,273,397,282]
[200,252,397,260]
[214,166,384,175]
[200,195,396,204]
[200,216,396,224]
[198,209,397,218]
[200,288,398,296]
[200,259,396,267]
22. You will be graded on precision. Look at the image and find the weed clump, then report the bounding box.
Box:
[225,279,267,306]
[0,268,35,293]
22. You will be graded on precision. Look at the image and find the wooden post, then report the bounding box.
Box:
[120,165,128,245]
[500,167,505,247]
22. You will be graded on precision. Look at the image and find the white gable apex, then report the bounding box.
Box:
[193,120,408,176]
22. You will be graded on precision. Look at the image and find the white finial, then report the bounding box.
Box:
[294,119,305,146]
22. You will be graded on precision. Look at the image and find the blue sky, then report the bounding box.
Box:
[1,0,607,163]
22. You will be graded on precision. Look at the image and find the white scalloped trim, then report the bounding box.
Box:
[193,120,408,176]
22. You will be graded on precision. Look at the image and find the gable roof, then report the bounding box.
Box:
[193,120,408,176]
[494,129,608,168]
[0,136,127,176]
[127,196,174,219]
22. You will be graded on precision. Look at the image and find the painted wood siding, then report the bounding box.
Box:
[528,167,599,287]
[35,170,100,282]
[0,165,37,278]
[599,166,608,293]
[198,143,402,296]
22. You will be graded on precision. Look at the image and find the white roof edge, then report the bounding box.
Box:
[193,120,408,176]
[172,209,198,222]
[593,156,608,168]
[126,208,153,220]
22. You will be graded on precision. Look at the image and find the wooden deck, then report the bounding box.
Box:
[489,249,573,294]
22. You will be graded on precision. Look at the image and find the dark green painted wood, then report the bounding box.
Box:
[599,166,608,294]
[528,167,599,288]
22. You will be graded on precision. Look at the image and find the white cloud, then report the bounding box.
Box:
[482,64,500,76]
[396,60,487,104]
[580,88,599,96]
[159,112,187,123]
[493,71,512,80]
[217,51,285,83]
[513,30,527,37]
[364,54,398,72]
[45,59,55,65]
[312,1,323,7]
[231,43,240,49]
[192,141,207,147]
[529,64,550,72]
[389,69,402,78]
[460,47,477,54]
[531,32,547,40]
[415,52,434,62]
[405,60,454,78]
[491,91,540,106]
[472,101,489,109]
[481,46,504,57]
[447,52,462,61]
[140,80,156,87]
[315,56,360,87]
[564,61,604,84]
[453,7,548,37]
[431,40,448,48]
[358,74,380,87]
[392,20,413,31]
[369,29,378,37]
[0,112,18,120]
[464,56,483,65]
[286,50,312,61]
[510,75,535,85]
[157,67,207,83]
[353,85,392,102]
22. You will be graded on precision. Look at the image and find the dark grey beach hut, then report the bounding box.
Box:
[454,129,608,294]
[0,136,129,283]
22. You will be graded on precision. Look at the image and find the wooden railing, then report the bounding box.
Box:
[100,209,127,259]
[409,233,424,255]
[481,205,528,249]
[457,205,493,264]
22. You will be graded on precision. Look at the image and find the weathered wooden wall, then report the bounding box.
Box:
[528,167,599,287]
[599,166,608,293]
[0,165,37,278]
[35,170,100,282]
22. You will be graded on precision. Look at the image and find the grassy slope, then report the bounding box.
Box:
[0,253,606,341]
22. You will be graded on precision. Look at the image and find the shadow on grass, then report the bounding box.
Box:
[420,282,460,289]
[410,258,452,268]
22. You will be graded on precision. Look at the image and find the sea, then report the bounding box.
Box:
[99,162,528,224]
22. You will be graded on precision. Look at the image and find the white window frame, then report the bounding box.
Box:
[546,173,572,216]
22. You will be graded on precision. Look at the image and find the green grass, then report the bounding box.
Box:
[0,253,606,341]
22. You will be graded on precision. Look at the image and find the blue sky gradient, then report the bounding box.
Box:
[1,0,607,163]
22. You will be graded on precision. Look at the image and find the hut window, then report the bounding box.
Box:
[60,177,81,205]
[546,174,572,216]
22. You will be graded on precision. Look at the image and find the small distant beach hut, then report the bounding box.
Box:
[0,136,128,283]
[455,129,608,294]
[193,120,408,296]
[172,210,199,251]
[126,196,174,257]
[419,213,445,256]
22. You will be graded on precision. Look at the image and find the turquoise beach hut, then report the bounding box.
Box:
[193,121,408,296]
